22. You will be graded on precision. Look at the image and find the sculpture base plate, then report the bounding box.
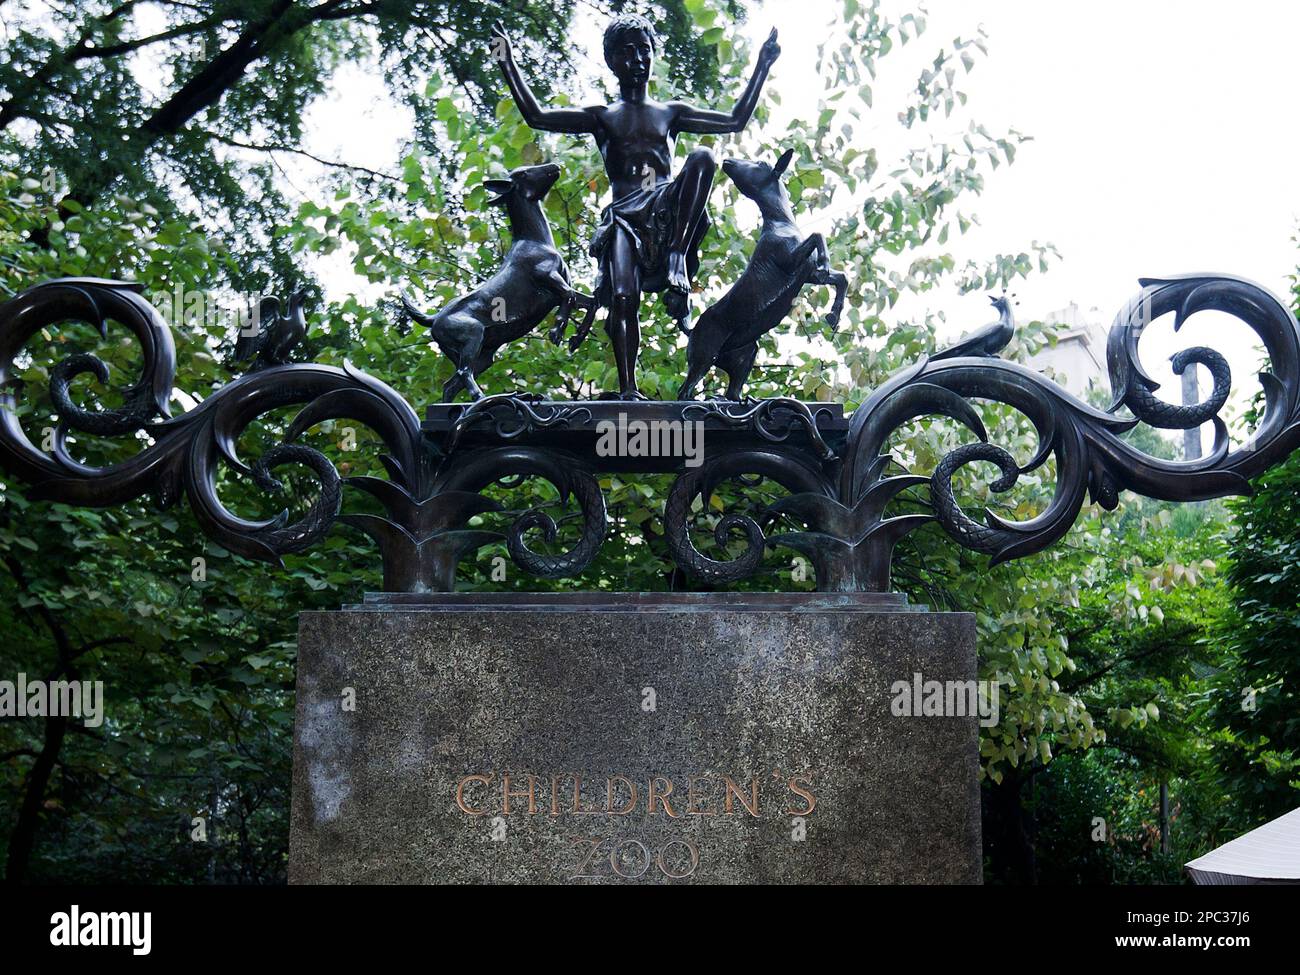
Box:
[289,592,981,884]
[420,399,847,470]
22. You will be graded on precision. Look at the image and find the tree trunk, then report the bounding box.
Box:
[5,713,67,883]
[982,773,1036,884]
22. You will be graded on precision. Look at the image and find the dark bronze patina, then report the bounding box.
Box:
[493,15,780,398]
[2,274,1298,594]
[932,294,1017,360]
[232,289,308,370]
[677,150,847,401]
[1,22,1298,597]
[400,163,596,401]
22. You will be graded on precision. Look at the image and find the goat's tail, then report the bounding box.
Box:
[400,293,435,329]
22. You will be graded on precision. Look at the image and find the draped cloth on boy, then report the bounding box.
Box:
[589,177,710,307]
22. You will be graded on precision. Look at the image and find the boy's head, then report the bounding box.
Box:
[603,13,657,84]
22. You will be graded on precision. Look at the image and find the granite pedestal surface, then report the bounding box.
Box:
[289,592,980,884]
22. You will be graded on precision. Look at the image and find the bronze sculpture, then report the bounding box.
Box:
[3,272,1298,593]
[493,15,780,398]
[233,290,308,370]
[400,163,595,401]
[677,150,848,401]
[932,294,1017,360]
[1,22,1299,598]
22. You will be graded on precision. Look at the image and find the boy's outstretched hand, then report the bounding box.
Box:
[490,21,515,64]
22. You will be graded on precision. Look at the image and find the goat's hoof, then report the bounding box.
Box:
[663,285,689,321]
[665,252,690,292]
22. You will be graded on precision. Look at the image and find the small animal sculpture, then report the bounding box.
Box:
[677,149,847,401]
[401,163,596,401]
[233,290,307,369]
[931,294,1017,360]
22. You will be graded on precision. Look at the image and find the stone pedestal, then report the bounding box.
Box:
[289,593,981,884]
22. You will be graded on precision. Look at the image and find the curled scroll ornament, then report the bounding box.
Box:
[0,278,607,589]
[664,274,1300,590]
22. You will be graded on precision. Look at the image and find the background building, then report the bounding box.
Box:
[1027,301,1111,398]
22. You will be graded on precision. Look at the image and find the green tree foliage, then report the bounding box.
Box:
[0,0,1062,880]
[1009,507,1228,884]
[0,164,380,881]
[0,0,728,287]
[1207,450,1300,825]
[2,0,1276,885]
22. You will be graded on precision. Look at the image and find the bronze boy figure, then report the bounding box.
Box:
[493,15,780,398]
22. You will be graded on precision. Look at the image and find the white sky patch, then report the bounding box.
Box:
[757,0,1297,432]
[252,1,1299,436]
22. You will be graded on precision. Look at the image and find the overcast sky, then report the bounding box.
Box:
[304,0,1300,423]
[758,0,1299,399]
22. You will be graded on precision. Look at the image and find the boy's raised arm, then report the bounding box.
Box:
[672,28,781,134]
[492,22,597,134]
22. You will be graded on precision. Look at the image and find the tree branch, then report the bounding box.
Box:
[203,130,399,180]
[70,13,232,62]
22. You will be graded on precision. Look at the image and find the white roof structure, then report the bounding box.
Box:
[1186,806,1300,884]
